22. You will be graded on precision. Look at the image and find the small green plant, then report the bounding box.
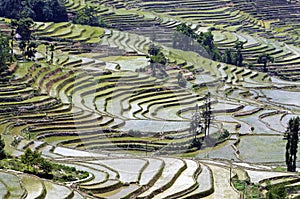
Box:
[217,129,230,141]
[266,183,288,199]
[233,180,247,191]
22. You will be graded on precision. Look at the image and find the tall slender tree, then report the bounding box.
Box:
[49,43,55,64]
[190,104,202,139]
[202,92,212,137]
[234,41,244,66]
[0,134,6,160]
[285,116,299,172]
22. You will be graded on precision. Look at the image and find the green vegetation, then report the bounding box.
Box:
[222,41,244,66]
[217,129,230,142]
[177,71,187,87]
[0,134,6,160]
[266,183,287,199]
[11,17,34,41]
[0,148,88,182]
[0,0,300,198]
[257,53,274,72]
[72,6,108,27]
[0,33,10,72]
[233,180,263,199]
[0,0,68,22]
[147,44,167,78]
[285,117,299,172]
[174,23,220,61]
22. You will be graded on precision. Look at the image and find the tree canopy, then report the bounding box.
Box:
[72,6,108,27]
[0,33,11,72]
[0,0,68,22]
[174,23,220,61]
[257,53,274,72]
[0,134,6,160]
[285,117,299,172]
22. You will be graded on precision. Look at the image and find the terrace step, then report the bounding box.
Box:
[44,180,74,199]
[0,171,26,198]
[95,184,141,199]
[88,158,148,184]
[203,163,240,199]
[137,157,186,198]
[0,180,9,198]
[20,174,46,199]
[152,159,200,198]
[181,163,214,199]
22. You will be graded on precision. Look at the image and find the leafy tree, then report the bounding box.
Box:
[18,40,27,56]
[0,134,6,160]
[149,51,166,65]
[40,159,52,174]
[234,41,244,66]
[147,44,167,77]
[176,23,194,38]
[21,148,42,166]
[72,6,107,27]
[257,53,274,72]
[175,24,221,60]
[223,48,234,64]
[148,44,161,56]
[0,0,68,22]
[12,17,34,41]
[0,33,11,72]
[285,117,299,172]
[24,41,38,60]
[217,129,230,141]
[234,41,244,50]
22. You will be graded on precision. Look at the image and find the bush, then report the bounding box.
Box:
[217,129,230,141]
[266,183,287,199]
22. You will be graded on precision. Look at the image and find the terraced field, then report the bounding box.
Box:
[1,0,300,198]
[2,153,300,199]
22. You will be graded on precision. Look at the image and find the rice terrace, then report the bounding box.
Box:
[0,0,300,198]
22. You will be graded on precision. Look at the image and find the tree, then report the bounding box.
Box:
[0,134,6,160]
[0,0,68,22]
[234,41,244,66]
[0,33,11,72]
[12,17,34,41]
[257,53,274,72]
[177,71,187,87]
[25,41,38,60]
[18,40,26,56]
[49,43,55,64]
[190,104,202,139]
[285,117,299,172]
[202,92,212,136]
[147,44,167,77]
[223,48,234,65]
[189,104,203,149]
[175,24,220,60]
[72,6,107,27]
[148,44,161,56]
